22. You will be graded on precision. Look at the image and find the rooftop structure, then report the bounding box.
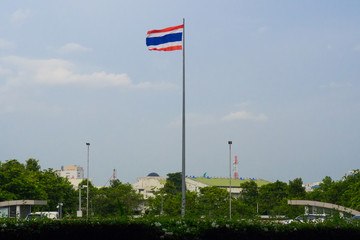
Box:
[0,200,47,219]
[132,172,166,199]
[133,173,271,199]
[186,176,271,197]
[55,165,85,189]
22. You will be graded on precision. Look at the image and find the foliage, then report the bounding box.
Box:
[91,179,143,217]
[239,180,258,207]
[198,186,229,218]
[0,159,77,214]
[307,170,360,211]
[163,172,182,194]
[0,159,144,218]
[0,216,360,240]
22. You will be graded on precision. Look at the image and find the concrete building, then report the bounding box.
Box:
[185,176,271,197]
[55,165,85,189]
[0,200,47,219]
[303,182,322,192]
[132,172,166,199]
[133,173,271,199]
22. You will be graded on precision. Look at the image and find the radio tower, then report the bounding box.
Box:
[233,155,239,179]
[104,169,117,187]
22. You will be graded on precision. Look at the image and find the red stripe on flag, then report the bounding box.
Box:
[148,45,182,51]
[147,24,183,35]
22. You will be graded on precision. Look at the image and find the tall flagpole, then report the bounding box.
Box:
[181,18,186,217]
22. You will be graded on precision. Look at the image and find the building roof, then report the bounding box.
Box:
[147,172,160,177]
[0,200,47,207]
[187,177,271,187]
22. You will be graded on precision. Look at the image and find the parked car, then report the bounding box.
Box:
[281,214,328,224]
[25,213,46,220]
[25,211,58,220]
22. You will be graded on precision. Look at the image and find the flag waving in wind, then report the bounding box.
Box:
[146,24,183,51]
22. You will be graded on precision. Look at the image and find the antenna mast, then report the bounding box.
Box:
[233,155,239,179]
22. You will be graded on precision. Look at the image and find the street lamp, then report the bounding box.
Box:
[86,142,90,219]
[57,203,63,219]
[77,185,87,217]
[228,140,232,219]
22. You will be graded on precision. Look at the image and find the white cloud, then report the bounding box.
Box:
[222,111,268,121]
[1,56,130,87]
[0,56,178,90]
[10,9,35,26]
[0,39,16,50]
[58,43,92,54]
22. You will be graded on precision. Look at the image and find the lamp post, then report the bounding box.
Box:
[161,193,164,216]
[78,186,82,217]
[228,140,232,219]
[86,142,90,219]
[77,185,86,217]
[57,203,63,219]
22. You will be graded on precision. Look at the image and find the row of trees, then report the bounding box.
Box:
[146,173,305,218]
[0,159,143,217]
[1,159,359,218]
[146,171,360,218]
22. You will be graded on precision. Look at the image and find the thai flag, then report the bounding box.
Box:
[146,24,183,51]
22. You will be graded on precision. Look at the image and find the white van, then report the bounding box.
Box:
[26,211,59,220]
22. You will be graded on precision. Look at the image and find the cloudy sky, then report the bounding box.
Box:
[1,1,359,186]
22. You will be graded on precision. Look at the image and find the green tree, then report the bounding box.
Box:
[199,186,229,218]
[258,180,288,215]
[39,169,77,214]
[239,180,259,207]
[0,159,77,215]
[288,178,306,199]
[25,158,41,172]
[164,172,182,194]
[231,198,257,218]
[91,179,143,217]
[146,191,182,216]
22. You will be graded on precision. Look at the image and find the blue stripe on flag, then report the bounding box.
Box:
[146,32,182,47]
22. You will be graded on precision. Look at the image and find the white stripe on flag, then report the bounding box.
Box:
[147,41,182,50]
[147,28,183,38]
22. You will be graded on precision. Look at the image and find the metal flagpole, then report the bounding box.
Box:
[181,18,186,217]
[228,141,232,219]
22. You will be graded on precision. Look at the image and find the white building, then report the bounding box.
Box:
[303,182,322,192]
[132,172,166,199]
[55,165,85,189]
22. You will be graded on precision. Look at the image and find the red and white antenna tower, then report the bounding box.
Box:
[104,169,117,187]
[233,155,239,179]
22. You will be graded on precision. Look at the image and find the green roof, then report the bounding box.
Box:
[188,177,271,187]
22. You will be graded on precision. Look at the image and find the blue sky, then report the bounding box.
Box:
[1,1,359,186]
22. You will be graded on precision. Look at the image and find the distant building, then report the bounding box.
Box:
[303,182,322,192]
[55,165,85,189]
[186,176,271,197]
[132,172,166,199]
[0,200,47,219]
[133,173,271,199]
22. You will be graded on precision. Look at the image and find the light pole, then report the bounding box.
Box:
[78,186,82,217]
[228,140,232,219]
[86,142,90,219]
[161,193,164,216]
[57,203,63,219]
[77,185,86,217]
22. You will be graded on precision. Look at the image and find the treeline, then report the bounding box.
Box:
[1,159,360,219]
[0,159,143,217]
[146,171,360,218]
[146,173,306,218]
